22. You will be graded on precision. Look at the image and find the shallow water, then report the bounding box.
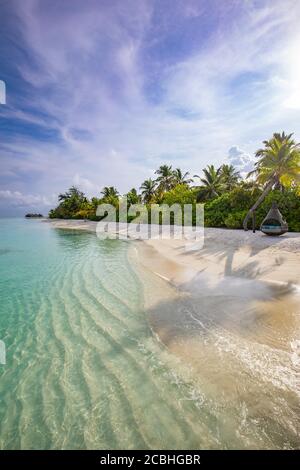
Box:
[145,268,300,449]
[0,219,299,449]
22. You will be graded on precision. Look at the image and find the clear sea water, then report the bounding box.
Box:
[0,219,299,449]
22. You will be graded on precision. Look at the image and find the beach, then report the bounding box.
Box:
[43,219,300,447]
[2,218,226,449]
[1,218,298,448]
[134,229,300,447]
[48,220,300,362]
[47,219,300,284]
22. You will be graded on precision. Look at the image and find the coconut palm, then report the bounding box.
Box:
[55,186,87,217]
[58,186,85,201]
[101,186,119,198]
[173,168,193,186]
[193,164,222,200]
[155,164,175,193]
[126,188,141,205]
[140,178,157,204]
[219,164,241,191]
[243,132,300,230]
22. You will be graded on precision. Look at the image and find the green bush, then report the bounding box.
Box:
[204,187,300,231]
[49,184,300,232]
[162,184,197,206]
[256,190,300,232]
[224,211,247,229]
[205,193,232,227]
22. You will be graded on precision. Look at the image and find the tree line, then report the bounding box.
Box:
[49,132,300,230]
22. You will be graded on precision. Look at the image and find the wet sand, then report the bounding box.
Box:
[132,230,300,369]
[130,231,300,447]
[48,220,300,447]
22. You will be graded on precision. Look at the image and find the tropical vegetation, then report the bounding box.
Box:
[49,132,300,231]
[243,132,300,229]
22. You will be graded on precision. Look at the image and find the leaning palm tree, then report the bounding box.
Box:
[243,132,300,230]
[140,178,157,204]
[173,168,193,186]
[219,164,241,191]
[193,164,222,200]
[155,164,175,193]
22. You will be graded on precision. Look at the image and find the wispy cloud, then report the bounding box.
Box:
[0,189,56,207]
[1,0,300,214]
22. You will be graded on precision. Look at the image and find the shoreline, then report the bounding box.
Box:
[46,218,300,286]
[45,218,300,442]
[47,217,300,348]
[131,229,300,425]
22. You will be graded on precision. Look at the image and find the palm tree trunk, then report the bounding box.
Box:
[243,179,276,231]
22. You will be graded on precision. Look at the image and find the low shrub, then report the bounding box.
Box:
[204,187,300,231]
[224,211,247,229]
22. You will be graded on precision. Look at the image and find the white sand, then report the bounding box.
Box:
[131,227,300,389]
[44,219,98,232]
[132,229,300,419]
[45,220,300,447]
[136,228,300,287]
[46,219,300,286]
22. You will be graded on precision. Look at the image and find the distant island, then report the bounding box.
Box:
[25,213,43,218]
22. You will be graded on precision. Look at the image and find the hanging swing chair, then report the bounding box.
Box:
[260,202,288,236]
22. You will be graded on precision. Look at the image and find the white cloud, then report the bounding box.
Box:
[72,174,100,196]
[0,190,56,207]
[227,146,255,176]
[1,0,300,209]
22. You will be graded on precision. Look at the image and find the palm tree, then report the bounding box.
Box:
[243,132,300,230]
[126,188,141,205]
[58,186,85,201]
[101,186,119,198]
[155,164,175,193]
[193,164,222,200]
[56,186,87,217]
[173,168,193,186]
[219,164,241,191]
[140,178,157,204]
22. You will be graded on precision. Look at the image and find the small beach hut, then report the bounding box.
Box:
[260,202,288,236]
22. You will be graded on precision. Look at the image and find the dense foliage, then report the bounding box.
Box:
[243,132,300,229]
[49,132,300,231]
[205,188,300,231]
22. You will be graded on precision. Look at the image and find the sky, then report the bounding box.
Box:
[1,0,300,216]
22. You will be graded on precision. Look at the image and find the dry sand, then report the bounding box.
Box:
[139,228,300,284]
[47,219,300,351]
[46,219,300,446]
[47,219,300,288]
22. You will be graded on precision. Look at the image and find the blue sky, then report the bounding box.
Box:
[1,0,300,215]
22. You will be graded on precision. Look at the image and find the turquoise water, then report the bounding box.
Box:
[0,219,299,449]
[0,219,213,449]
